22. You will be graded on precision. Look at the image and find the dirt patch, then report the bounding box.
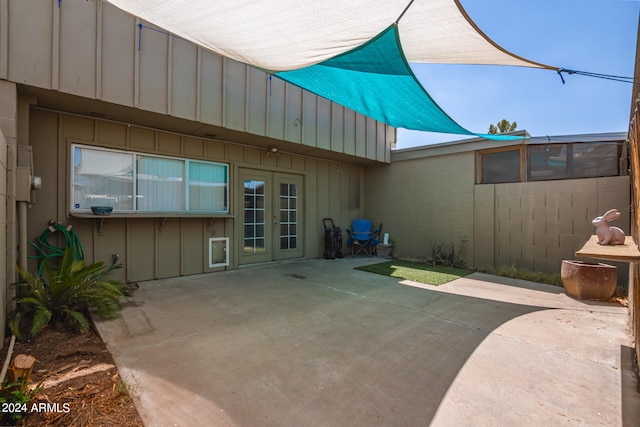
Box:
[4,327,143,426]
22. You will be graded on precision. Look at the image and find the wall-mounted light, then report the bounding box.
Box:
[266,146,280,156]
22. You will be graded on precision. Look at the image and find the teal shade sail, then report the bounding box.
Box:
[275,25,521,140]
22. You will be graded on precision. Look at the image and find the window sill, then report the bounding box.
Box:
[70,212,233,233]
[70,212,233,219]
[575,235,640,262]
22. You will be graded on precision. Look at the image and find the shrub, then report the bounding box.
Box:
[427,237,468,268]
[479,264,563,287]
[9,247,131,338]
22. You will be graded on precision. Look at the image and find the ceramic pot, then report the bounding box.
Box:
[561,260,617,301]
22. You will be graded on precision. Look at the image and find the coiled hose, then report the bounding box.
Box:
[28,221,85,276]
[29,220,120,278]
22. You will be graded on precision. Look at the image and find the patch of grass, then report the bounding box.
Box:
[356,260,473,286]
[479,264,563,287]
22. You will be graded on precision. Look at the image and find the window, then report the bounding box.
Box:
[71,145,228,214]
[137,155,185,211]
[528,144,569,180]
[72,147,134,210]
[479,142,622,184]
[479,148,522,184]
[528,143,620,181]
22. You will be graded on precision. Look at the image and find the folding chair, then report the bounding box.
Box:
[346,219,378,257]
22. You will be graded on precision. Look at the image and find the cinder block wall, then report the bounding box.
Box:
[0,129,7,340]
[364,152,475,261]
[366,153,630,280]
[478,177,630,276]
[0,80,18,338]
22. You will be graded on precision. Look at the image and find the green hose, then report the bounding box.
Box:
[28,221,84,276]
[29,221,120,279]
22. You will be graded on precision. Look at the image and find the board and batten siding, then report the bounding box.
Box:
[27,109,365,282]
[0,0,392,163]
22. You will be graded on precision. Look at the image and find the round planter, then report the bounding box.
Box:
[561,260,617,301]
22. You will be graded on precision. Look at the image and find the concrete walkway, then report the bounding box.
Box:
[94,257,640,426]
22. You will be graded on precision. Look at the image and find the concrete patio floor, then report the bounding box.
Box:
[94,257,640,426]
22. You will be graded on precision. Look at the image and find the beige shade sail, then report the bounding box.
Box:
[105,0,555,72]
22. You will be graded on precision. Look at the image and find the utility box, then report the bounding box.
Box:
[16,145,41,202]
[16,166,31,201]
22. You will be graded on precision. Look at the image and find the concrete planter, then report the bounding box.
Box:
[560,260,617,301]
[376,244,393,258]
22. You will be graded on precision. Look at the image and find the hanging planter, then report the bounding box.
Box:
[561,260,617,301]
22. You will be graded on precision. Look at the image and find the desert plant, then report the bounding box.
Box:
[428,242,448,266]
[9,247,131,338]
[427,237,468,268]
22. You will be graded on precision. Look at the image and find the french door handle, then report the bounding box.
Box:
[273,216,278,224]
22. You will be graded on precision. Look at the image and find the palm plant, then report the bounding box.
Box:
[9,247,131,338]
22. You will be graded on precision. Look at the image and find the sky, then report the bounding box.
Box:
[396,0,640,149]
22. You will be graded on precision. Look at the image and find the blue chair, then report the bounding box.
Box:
[346,219,378,257]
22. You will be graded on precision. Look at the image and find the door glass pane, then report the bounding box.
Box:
[244,180,266,254]
[279,183,298,250]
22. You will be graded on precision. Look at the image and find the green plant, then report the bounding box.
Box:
[114,378,129,396]
[9,247,131,338]
[0,377,42,422]
[479,264,563,287]
[427,237,468,268]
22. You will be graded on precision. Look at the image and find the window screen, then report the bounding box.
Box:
[480,149,521,184]
[528,143,619,181]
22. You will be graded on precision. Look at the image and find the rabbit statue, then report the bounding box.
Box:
[592,209,625,245]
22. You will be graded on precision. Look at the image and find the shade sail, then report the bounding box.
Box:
[105,0,556,136]
[106,0,554,71]
[276,25,524,137]
[276,26,469,134]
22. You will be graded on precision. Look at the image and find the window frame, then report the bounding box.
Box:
[478,146,523,184]
[477,141,622,185]
[70,144,229,215]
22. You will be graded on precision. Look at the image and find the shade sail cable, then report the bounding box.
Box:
[396,0,416,24]
[557,68,639,85]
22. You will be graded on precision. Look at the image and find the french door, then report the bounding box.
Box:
[239,169,304,265]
